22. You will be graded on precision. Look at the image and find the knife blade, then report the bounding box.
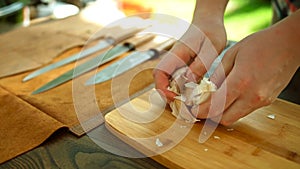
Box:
[32,34,155,94]
[23,25,144,82]
[85,38,176,85]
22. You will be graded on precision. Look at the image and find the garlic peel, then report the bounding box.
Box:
[168,67,217,122]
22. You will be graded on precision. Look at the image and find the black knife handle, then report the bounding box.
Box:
[148,38,176,59]
[123,34,155,50]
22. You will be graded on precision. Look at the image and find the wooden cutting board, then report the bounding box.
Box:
[105,89,300,169]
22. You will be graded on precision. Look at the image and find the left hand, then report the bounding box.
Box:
[153,17,227,102]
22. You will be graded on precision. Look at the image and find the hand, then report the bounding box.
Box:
[192,19,300,125]
[153,18,227,102]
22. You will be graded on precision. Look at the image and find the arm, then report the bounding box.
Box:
[193,10,300,125]
[193,0,229,52]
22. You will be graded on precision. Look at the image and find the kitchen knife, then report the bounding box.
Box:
[32,34,155,94]
[86,38,176,85]
[23,25,144,82]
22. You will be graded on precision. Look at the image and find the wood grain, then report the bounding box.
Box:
[0,126,166,169]
[105,89,300,169]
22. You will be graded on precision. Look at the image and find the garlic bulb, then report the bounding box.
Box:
[168,67,217,123]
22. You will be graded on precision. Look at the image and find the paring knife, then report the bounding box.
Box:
[23,26,144,82]
[86,38,176,85]
[32,34,155,95]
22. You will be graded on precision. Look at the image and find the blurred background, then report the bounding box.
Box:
[0,0,272,41]
[118,0,272,41]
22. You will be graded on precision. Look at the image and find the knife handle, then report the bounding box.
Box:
[124,34,155,50]
[147,38,176,59]
[93,17,151,43]
[152,38,176,53]
[106,26,144,44]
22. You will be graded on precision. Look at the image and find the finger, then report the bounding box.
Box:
[153,41,198,102]
[210,45,238,87]
[210,114,224,125]
[186,37,219,82]
[186,56,207,82]
[155,43,195,75]
[153,69,177,102]
[219,97,258,126]
[190,95,211,118]
[191,68,241,119]
[219,77,283,125]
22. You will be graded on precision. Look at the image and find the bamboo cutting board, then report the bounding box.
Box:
[105,89,300,169]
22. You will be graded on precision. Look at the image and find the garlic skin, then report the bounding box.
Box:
[169,99,199,123]
[190,78,217,105]
[168,67,217,123]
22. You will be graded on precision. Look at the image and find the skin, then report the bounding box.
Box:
[154,0,228,101]
[153,0,300,126]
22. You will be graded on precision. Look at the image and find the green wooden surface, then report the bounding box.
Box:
[0,125,167,169]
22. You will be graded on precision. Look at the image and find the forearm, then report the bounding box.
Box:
[270,10,300,66]
[192,0,229,26]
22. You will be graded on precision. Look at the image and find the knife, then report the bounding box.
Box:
[23,25,144,82]
[85,38,176,85]
[32,34,155,94]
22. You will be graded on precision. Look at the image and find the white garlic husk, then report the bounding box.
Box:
[168,67,217,123]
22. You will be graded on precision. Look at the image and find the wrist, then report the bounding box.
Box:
[192,0,228,26]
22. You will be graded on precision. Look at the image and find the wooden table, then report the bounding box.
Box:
[0,125,166,169]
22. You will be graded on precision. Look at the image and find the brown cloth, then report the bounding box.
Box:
[0,48,157,135]
[0,15,101,78]
[0,15,99,164]
[0,87,65,164]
